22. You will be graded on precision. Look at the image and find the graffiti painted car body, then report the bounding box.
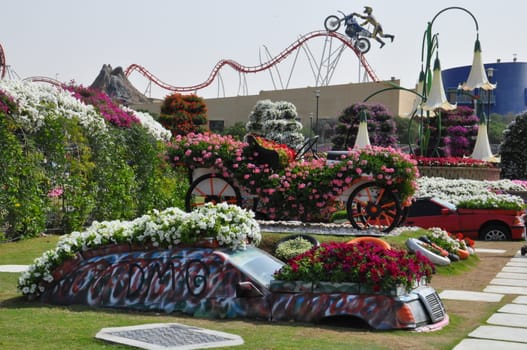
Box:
[41,246,447,330]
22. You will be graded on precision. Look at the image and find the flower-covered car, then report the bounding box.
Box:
[403,197,526,241]
[168,132,420,232]
[35,244,447,331]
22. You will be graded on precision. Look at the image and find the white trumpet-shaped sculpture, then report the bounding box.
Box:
[471,123,494,161]
[421,56,457,111]
[354,121,371,149]
[461,38,496,161]
[461,39,497,91]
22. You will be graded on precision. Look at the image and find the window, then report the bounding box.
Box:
[209,120,224,133]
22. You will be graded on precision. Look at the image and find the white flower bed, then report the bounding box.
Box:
[18,203,261,297]
[416,177,526,209]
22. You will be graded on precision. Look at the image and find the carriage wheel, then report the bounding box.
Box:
[185,174,242,212]
[346,182,401,233]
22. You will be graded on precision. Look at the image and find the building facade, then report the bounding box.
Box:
[133,79,416,135]
[442,61,527,116]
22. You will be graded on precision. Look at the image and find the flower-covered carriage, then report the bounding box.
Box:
[167,132,419,232]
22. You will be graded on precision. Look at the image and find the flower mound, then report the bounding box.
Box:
[18,203,261,297]
[274,241,434,293]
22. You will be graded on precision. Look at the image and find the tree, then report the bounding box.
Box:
[500,112,527,179]
[246,100,304,149]
[159,93,208,136]
[331,103,397,149]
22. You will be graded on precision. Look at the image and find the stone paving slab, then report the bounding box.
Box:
[497,272,527,280]
[475,248,506,254]
[485,285,527,295]
[95,323,243,350]
[453,338,526,350]
[507,262,527,268]
[498,304,527,315]
[502,267,527,274]
[491,278,527,287]
[439,290,503,302]
[487,313,527,328]
[0,265,28,273]
[510,254,527,262]
[469,325,527,343]
[513,296,527,304]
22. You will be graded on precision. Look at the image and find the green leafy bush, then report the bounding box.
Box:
[500,111,527,180]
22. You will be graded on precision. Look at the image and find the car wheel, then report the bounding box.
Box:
[480,224,510,241]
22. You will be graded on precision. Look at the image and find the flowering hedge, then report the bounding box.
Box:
[18,203,261,297]
[167,133,419,222]
[0,80,177,239]
[274,241,434,293]
[414,156,498,168]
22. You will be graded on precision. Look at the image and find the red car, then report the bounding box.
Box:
[403,197,526,241]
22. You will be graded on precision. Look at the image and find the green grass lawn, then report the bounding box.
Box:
[0,232,475,350]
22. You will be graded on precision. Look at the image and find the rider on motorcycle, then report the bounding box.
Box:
[343,13,366,40]
[353,6,394,48]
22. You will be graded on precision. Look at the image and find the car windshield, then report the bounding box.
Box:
[432,197,457,210]
[223,247,284,287]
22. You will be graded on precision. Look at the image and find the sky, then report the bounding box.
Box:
[2,0,526,99]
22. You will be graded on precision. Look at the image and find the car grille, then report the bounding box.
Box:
[416,287,446,323]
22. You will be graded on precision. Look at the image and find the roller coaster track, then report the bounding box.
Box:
[0,43,6,79]
[125,30,379,94]
[23,76,63,86]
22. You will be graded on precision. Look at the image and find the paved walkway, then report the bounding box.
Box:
[3,248,527,349]
[439,249,527,349]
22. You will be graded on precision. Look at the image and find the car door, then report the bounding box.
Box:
[404,199,461,232]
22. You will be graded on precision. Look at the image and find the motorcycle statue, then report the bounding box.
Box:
[324,11,371,54]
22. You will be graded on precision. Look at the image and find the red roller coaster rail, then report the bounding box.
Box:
[0,43,6,79]
[23,76,63,87]
[125,30,379,94]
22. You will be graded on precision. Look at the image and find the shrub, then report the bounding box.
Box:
[500,111,527,180]
[159,93,208,136]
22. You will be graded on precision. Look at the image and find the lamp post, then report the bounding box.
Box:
[486,67,494,127]
[314,89,320,151]
[309,112,313,138]
[410,7,494,159]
